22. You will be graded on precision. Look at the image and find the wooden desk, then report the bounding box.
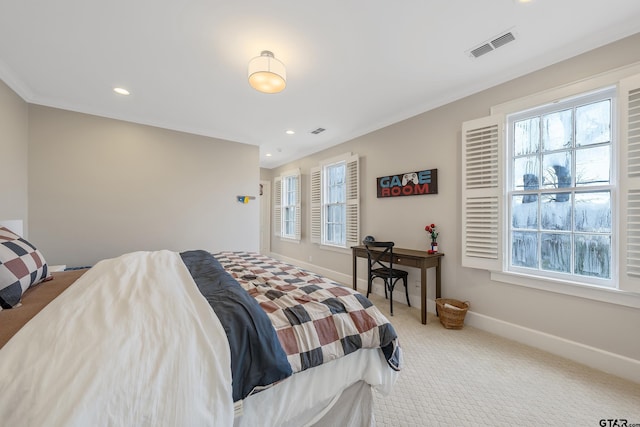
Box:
[352,245,443,324]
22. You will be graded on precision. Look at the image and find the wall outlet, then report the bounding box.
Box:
[415,280,420,289]
[308,255,313,262]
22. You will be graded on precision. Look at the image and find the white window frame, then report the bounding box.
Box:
[461,63,640,308]
[506,88,616,288]
[310,153,359,251]
[273,169,301,242]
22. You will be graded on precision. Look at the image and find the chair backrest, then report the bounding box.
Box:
[363,240,395,272]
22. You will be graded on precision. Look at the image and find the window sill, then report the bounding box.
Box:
[279,237,300,244]
[491,271,640,309]
[318,243,351,255]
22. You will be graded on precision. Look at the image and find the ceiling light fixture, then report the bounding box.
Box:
[248,50,286,94]
[285,130,295,135]
[113,87,130,95]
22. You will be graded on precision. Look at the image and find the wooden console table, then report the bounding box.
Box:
[352,245,443,324]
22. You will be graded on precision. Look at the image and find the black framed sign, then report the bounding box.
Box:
[376,168,438,198]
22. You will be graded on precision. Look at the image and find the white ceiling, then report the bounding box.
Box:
[1,1,640,169]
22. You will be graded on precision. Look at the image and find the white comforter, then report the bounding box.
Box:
[0,250,234,427]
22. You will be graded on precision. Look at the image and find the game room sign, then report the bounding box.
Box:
[377,169,438,198]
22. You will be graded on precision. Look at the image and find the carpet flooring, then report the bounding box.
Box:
[368,294,640,426]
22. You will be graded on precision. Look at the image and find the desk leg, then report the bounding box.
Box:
[435,259,442,299]
[421,265,427,325]
[352,251,357,290]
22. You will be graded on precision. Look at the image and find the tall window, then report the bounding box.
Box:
[461,69,640,298]
[508,89,614,286]
[282,175,298,239]
[274,169,300,241]
[310,153,359,249]
[324,163,346,245]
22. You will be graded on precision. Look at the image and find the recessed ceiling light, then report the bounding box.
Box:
[285,130,295,135]
[266,153,273,157]
[113,87,130,95]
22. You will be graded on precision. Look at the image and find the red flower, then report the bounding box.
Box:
[425,223,439,241]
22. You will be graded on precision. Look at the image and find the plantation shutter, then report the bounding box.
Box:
[618,73,640,293]
[461,114,504,271]
[310,166,321,244]
[273,176,282,237]
[345,154,360,248]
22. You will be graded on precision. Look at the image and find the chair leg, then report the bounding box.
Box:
[388,279,394,316]
[366,278,372,298]
[384,279,388,300]
[404,277,410,307]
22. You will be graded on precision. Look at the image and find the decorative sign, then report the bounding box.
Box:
[236,195,256,204]
[377,169,438,198]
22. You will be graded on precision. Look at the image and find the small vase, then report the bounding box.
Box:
[431,242,438,253]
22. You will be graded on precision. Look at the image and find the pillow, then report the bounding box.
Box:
[0,227,51,310]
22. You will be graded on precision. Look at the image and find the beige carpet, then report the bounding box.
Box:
[368,294,640,426]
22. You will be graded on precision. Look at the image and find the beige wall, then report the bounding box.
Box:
[0,79,28,230]
[268,33,640,371]
[28,106,260,266]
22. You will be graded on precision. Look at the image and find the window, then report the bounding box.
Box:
[310,153,359,249]
[508,89,614,286]
[461,68,640,301]
[274,169,300,241]
[325,163,347,245]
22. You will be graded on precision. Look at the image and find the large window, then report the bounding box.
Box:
[461,68,640,301]
[274,169,300,241]
[508,89,614,286]
[310,153,359,249]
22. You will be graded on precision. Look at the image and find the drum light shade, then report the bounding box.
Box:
[248,51,286,94]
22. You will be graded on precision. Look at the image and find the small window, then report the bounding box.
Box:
[274,169,300,241]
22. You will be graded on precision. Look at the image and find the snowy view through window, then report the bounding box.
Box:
[509,90,613,282]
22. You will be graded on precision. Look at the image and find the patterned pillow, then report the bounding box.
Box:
[0,227,51,310]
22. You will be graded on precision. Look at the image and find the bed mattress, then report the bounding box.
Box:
[0,250,400,426]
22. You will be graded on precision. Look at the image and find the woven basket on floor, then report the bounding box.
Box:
[435,298,469,329]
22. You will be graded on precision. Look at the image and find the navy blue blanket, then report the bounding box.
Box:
[180,250,292,402]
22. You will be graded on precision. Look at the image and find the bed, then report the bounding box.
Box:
[0,227,401,427]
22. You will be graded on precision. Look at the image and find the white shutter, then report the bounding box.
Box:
[345,154,360,248]
[619,73,640,293]
[461,114,504,271]
[310,166,321,244]
[273,176,282,237]
[294,172,301,241]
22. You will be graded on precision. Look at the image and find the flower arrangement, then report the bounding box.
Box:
[425,223,439,254]
[425,223,439,242]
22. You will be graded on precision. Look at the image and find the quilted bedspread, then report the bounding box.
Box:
[214,251,401,374]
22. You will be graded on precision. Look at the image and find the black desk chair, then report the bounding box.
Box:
[363,240,410,316]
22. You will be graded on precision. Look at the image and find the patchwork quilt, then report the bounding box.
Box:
[214,251,401,373]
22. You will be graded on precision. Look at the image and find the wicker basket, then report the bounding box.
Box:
[435,298,469,329]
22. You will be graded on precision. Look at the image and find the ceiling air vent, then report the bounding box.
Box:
[469,30,516,58]
[311,127,326,134]
[470,44,494,58]
[491,32,515,49]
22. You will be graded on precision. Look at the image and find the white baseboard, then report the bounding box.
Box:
[268,252,640,384]
[465,310,640,384]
